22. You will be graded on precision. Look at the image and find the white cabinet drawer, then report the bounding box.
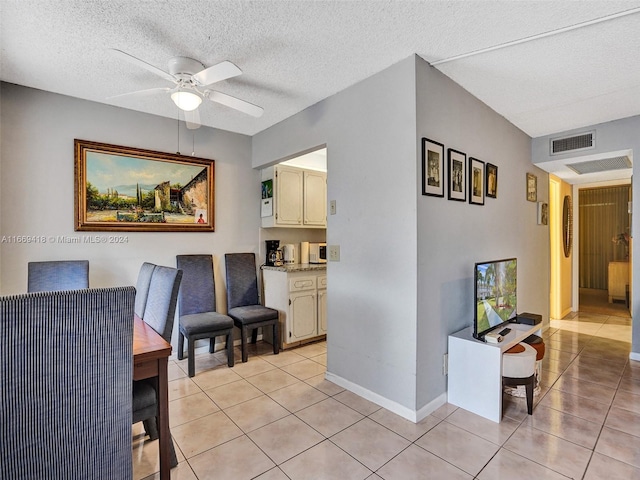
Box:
[317,275,327,289]
[289,276,316,292]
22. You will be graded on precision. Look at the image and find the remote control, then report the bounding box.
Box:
[499,327,511,336]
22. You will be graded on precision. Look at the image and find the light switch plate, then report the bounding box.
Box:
[330,200,336,215]
[329,245,340,261]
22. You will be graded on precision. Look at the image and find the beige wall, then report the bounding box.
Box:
[550,174,573,318]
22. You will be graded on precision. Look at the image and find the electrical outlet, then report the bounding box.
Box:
[330,200,337,215]
[329,245,340,261]
[443,353,448,375]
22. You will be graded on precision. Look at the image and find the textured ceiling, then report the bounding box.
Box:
[2,0,640,139]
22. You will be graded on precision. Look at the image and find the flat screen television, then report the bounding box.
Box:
[474,257,517,340]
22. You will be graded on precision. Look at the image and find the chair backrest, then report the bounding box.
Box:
[0,286,135,479]
[134,262,157,318]
[143,266,183,342]
[176,255,216,316]
[225,253,259,309]
[27,260,89,292]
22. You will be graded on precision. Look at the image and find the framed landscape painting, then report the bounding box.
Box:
[74,139,215,232]
[422,137,445,197]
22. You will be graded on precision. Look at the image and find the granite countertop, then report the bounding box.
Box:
[261,263,327,273]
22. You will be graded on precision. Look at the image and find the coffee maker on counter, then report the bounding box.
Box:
[265,240,282,266]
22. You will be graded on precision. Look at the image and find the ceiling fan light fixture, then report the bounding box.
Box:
[171,90,202,111]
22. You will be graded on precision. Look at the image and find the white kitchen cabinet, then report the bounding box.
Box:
[262,267,327,349]
[317,275,327,334]
[261,165,326,228]
[303,170,327,226]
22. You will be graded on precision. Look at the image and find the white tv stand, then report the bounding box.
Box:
[447,322,541,423]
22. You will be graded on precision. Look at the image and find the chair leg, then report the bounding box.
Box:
[251,328,258,344]
[226,331,235,367]
[272,321,279,355]
[188,336,195,378]
[525,376,534,415]
[209,337,215,354]
[177,332,185,360]
[169,434,178,468]
[143,417,159,441]
[241,326,249,362]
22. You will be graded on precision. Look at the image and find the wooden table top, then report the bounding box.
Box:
[133,315,172,362]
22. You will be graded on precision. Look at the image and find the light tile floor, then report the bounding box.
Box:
[133,312,640,479]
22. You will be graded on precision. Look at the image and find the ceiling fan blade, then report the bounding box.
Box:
[192,61,242,86]
[107,87,171,100]
[206,90,264,117]
[109,48,176,83]
[184,109,201,130]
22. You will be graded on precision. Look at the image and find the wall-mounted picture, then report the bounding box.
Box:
[527,172,537,202]
[74,139,215,232]
[422,137,445,197]
[447,148,466,202]
[486,163,498,198]
[537,202,549,225]
[469,157,485,205]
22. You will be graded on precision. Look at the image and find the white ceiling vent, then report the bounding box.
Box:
[550,131,595,155]
[566,156,631,175]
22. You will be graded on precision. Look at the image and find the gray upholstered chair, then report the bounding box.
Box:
[131,264,181,468]
[176,255,235,377]
[0,286,135,479]
[224,253,279,362]
[27,260,89,292]
[134,262,156,319]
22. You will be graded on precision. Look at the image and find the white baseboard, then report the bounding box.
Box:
[630,351,640,362]
[325,371,447,423]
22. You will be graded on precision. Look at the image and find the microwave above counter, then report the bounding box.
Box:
[309,242,326,263]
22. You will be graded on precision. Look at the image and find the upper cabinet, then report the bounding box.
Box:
[262,165,326,228]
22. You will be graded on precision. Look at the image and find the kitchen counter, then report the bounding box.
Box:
[261,263,327,273]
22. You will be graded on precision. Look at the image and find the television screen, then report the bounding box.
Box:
[474,258,517,339]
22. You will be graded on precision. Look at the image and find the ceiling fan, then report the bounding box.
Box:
[108,49,264,129]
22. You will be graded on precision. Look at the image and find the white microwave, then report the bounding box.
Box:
[309,242,327,263]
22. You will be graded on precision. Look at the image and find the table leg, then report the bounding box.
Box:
[157,357,171,480]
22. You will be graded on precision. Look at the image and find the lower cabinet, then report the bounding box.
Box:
[317,275,327,334]
[263,269,327,349]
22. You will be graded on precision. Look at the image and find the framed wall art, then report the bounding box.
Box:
[486,163,498,198]
[447,148,466,202]
[74,139,215,232]
[469,157,485,205]
[526,172,537,202]
[421,137,445,197]
[537,202,549,225]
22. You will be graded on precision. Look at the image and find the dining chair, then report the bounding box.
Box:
[134,262,156,319]
[176,255,235,377]
[1,286,135,479]
[27,260,89,292]
[224,253,279,362]
[132,265,181,468]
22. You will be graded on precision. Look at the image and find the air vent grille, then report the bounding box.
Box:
[566,156,631,175]
[551,132,594,154]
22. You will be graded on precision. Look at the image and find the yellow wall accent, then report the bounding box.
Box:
[549,175,573,319]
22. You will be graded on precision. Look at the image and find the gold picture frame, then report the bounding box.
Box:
[74,139,215,232]
[526,172,537,202]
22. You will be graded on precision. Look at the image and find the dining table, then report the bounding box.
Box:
[133,315,172,480]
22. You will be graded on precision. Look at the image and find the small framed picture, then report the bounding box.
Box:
[527,173,537,202]
[447,149,466,202]
[537,202,548,225]
[422,138,445,197]
[486,163,498,199]
[469,157,485,205]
